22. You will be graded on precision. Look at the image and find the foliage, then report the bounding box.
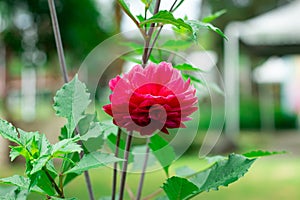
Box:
[0,0,284,200]
[0,77,121,199]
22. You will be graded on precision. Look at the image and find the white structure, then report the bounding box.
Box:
[224,0,300,137]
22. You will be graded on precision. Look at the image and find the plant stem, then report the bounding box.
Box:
[170,0,178,12]
[112,128,122,200]
[135,138,150,200]
[43,167,64,198]
[78,128,96,200]
[118,131,133,200]
[145,26,163,62]
[117,1,146,38]
[146,0,180,62]
[47,0,68,83]
[59,173,64,196]
[142,0,161,67]
[48,1,95,200]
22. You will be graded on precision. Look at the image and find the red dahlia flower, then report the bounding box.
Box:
[103,62,198,136]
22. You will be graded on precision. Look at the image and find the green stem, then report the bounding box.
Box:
[43,167,64,198]
[118,131,133,200]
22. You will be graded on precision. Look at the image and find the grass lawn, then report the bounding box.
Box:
[0,155,299,200]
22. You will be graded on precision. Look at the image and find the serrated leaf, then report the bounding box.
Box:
[0,119,21,145]
[202,9,226,23]
[0,175,42,194]
[163,154,256,199]
[64,152,123,174]
[51,136,82,157]
[185,20,227,40]
[0,187,27,200]
[243,150,287,158]
[81,122,104,141]
[30,155,51,175]
[18,129,40,147]
[140,10,192,32]
[149,134,176,176]
[161,40,192,51]
[162,176,198,200]
[39,134,51,157]
[173,63,203,72]
[205,155,226,164]
[99,121,118,139]
[53,75,91,136]
[9,146,29,161]
[192,154,255,192]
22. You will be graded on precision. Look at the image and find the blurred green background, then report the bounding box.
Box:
[0,0,299,199]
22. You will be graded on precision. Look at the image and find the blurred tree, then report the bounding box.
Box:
[1,0,110,67]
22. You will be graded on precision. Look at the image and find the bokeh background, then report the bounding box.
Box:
[0,0,299,199]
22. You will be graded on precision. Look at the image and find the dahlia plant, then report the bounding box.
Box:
[0,0,284,200]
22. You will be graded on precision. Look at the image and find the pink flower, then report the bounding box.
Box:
[103,62,198,136]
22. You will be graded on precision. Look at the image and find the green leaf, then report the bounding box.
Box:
[243,150,287,158]
[53,75,91,136]
[77,114,98,136]
[61,153,80,185]
[99,121,118,139]
[161,40,192,51]
[162,176,198,200]
[173,63,203,72]
[191,154,255,192]
[30,155,51,175]
[107,133,134,168]
[0,119,21,145]
[182,73,204,85]
[9,146,29,161]
[140,10,192,32]
[0,187,28,200]
[118,0,137,23]
[51,136,82,157]
[39,134,51,157]
[31,171,56,196]
[185,20,227,40]
[0,175,42,194]
[163,154,256,199]
[202,10,226,23]
[81,122,104,141]
[51,197,78,200]
[64,151,123,174]
[149,134,176,176]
